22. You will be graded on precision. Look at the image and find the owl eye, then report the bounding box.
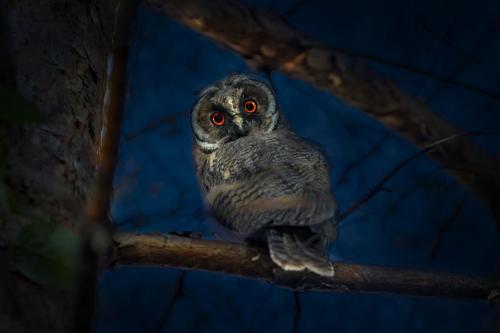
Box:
[243,99,257,113]
[211,112,225,126]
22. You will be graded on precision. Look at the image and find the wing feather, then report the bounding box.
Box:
[209,163,337,235]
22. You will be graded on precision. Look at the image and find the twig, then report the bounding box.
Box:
[282,0,309,18]
[335,133,391,186]
[246,287,272,333]
[338,129,500,222]
[124,109,189,141]
[291,292,301,333]
[407,4,499,79]
[155,271,186,333]
[112,233,498,300]
[329,46,500,100]
[428,195,468,259]
[413,17,498,102]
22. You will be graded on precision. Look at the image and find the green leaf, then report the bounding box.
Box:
[0,83,47,123]
[14,220,78,289]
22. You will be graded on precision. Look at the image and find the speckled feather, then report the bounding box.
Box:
[194,129,337,235]
[191,74,337,276]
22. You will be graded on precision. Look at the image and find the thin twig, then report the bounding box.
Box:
[124,109,189,141]
[335,133,391,186]
[291,292,301,333]
[282,0,309,18]
[428,195,468,259]
[330,46,500,100]
[338,129,500,222]
[408,4,499,80]
[246,287,272,333]
[155,271,186,333]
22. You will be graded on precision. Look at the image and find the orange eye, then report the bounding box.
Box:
[243,99,257,113]
[211,112,225,126]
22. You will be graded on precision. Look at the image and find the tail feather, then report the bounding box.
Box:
[267,229,305,271]
[282,233,307,268]
[293,233,334,277]
[267,227,334,277]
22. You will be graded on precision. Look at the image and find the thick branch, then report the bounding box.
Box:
[144,0,500,217]
[75,2,139,333]
[112,233,498,300]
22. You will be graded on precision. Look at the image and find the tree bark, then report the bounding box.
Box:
[0,1,113,332]
[113,233,498,300]
[144,0,500,219]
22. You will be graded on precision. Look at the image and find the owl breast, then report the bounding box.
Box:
[198,129,327,190]
[194,128,334,235]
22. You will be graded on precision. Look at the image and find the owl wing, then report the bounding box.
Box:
[206,158,338,235]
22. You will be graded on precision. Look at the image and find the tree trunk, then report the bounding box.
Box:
[0,1,113,332]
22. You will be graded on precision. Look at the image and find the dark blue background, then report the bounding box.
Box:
[94,1,500,332]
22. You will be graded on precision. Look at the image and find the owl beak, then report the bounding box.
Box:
[232,114,244,128]
[229,117,248,139]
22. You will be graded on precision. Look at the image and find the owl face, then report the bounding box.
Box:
[191,75,279,151]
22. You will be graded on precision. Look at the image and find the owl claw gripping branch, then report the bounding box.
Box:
[191,74,338,277]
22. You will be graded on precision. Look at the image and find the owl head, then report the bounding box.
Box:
[191,74,280,151]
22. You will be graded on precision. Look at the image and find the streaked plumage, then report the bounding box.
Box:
[191,74,338,276]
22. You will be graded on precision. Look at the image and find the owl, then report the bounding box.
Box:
[191,74,338,277]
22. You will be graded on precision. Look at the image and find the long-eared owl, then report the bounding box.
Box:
[191,74,338,277]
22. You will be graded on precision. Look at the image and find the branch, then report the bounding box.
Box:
[155,271,185,333]
[112,233,499,300]
[144,0,500,218]
[73,49,126,332]
[428,194,468,259]
[291,292,301,333]
[338,130,500,221]
[74,2,139,332]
